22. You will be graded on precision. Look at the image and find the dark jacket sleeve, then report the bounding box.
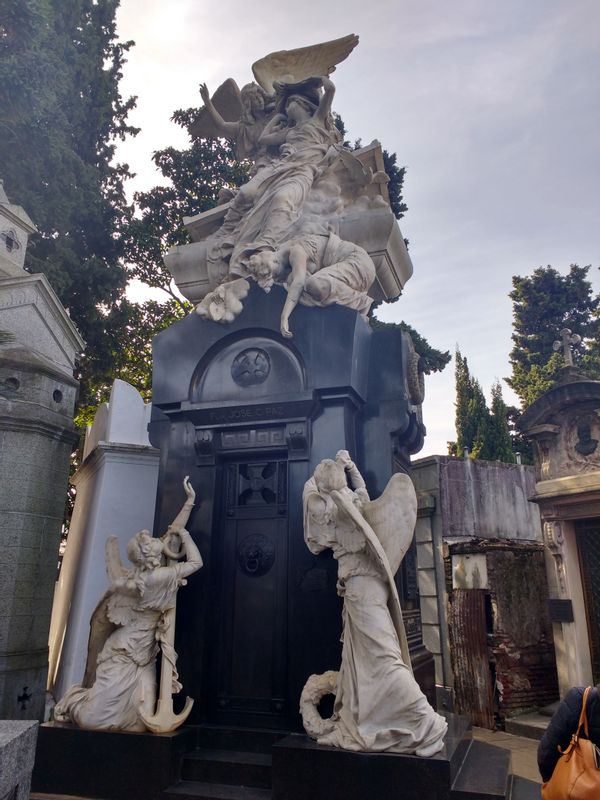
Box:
[537,688,584,782]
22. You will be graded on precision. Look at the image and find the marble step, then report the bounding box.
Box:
[182,748,272,788]
[194,725,285,754]
[504,713,549,741]
[507,775,542,800]
[450,740,511,799]
[161,780,271,800]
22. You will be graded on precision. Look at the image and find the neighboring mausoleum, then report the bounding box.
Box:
[0,179,83,720]
[520,332,600,695]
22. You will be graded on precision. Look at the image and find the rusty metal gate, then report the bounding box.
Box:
[576,519,600,685]
[449,588,495,728]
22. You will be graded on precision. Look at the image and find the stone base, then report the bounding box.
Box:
[271,713,472,800]
[31,722,195,800]
[0,720,38,800]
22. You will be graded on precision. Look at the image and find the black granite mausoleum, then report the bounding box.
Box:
[149,283,432,731]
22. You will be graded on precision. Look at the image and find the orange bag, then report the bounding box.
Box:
[542,687,600,800]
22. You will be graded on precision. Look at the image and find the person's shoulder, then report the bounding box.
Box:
[564,686,585,711]
[587,686,600,711]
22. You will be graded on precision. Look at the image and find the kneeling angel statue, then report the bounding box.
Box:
[54,477,202,733]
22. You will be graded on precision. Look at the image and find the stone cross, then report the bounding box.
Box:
[553,328,581,368]
[17,686,32,710]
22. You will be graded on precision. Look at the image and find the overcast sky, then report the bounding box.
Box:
[115,0,600,456]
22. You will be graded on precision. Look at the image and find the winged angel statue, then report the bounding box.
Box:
[167,35,390,337]
[54,477,203,733]
[300,452,448,755]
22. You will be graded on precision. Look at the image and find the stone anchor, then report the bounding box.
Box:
[139,604,194,733]
[140,493,197,733]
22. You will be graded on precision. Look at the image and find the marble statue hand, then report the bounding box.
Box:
[280,316,293,338]
[162,476,197,559]
[199,82,211,106]
[183,475,195,505]
[335,449,354,471]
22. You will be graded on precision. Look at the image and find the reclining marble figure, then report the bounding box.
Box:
[300,452,447,755]
[54,477,202,733]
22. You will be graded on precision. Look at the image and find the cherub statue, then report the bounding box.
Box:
[247,230,376,337]
[300,452,447,755]
[54,477,202,733]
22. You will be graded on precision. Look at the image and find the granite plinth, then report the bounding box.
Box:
[0,720,38,800]
[31,722,195,800]
[271,712,471,800]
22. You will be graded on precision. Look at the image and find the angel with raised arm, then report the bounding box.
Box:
[197,80,276,167]
[301,453,447,755]
[54,477,202,733]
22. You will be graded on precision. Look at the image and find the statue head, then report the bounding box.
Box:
[248,250,278,292]
[240,82,271,123]
[127,530,163,569]
[314,459,347,494]
[274,77,321,118]
[285,94,318,122]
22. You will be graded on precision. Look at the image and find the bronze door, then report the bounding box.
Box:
[576,519,600,684]
[210,458,289,727]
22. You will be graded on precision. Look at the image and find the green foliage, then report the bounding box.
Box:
[449,351,516,462]
[449,350,489,458]
[382,150,407,220]
[370,317,450,375]
[124,111,250,298]
[0,0,139,410]
[507,265,600,406]
[505,405,534,465]
[75,298,188,427]
[487,381,517,463]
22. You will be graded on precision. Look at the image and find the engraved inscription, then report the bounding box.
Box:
[209,405,286,423]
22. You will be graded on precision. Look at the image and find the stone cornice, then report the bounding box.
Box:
[533,471,600,501]
[0,414,79,444]
[0,272,85,358]
[73,441,160,486]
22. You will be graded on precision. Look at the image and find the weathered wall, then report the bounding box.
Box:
[438,457,541,541]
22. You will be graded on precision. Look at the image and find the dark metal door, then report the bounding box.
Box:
[576,519,600,684]
[211,458,288,727]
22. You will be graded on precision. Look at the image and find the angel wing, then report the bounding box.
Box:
[105,535,128,582]
[80,589,139,687]
[252,33,359,93]
[363,472,417,576]
[188,78,243,140]
[81,593,115,688]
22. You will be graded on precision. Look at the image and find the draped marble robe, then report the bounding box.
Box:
[302,460,447,756]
